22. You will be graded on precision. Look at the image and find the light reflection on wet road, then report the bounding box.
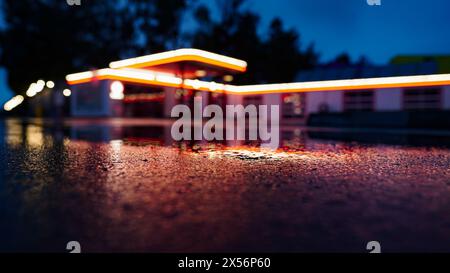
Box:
[1,118,450,252]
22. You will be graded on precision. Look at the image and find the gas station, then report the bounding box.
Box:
[66,49,248,118]
[66,48,450,124]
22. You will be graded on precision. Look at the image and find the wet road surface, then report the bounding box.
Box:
[1,118,450,252]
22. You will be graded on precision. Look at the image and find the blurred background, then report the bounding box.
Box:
[0,0,450,129]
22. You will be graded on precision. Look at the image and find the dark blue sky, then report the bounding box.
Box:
[199,0,450,64]
[2,0,450,104]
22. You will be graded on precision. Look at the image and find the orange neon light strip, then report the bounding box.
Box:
[66,68,183,87]
[66,69,450,95]
[221,74,450,95]
[109,48,248,72]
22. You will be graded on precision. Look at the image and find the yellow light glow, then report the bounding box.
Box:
[26,83,39,97]
[36,80,45,92]
[3,95,24,111]
[46,81,55,88]
[223,75,234,82]
[109,48,248,72]
[63,89,72,97]
[26,124,44,148]
[195,70,207,77]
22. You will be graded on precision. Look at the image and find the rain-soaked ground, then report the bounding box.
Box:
[1,118,450,252]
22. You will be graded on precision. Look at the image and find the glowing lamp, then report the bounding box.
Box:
[63,89,72,97]
[46,81,55,88]
[110,81,124,100]
[3,95,24,111]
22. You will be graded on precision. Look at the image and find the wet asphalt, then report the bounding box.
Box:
[1,118,450,252]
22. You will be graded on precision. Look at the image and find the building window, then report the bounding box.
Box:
[403,88,441,110]
[344,90,374,112]
[282,94,305,118]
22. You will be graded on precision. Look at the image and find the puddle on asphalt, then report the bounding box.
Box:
[2,118,450,153]
[2,118,450,252]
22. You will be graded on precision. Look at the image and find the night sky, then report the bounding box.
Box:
[199,0,450,64]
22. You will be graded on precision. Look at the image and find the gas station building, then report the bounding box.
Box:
[66,49,450,127]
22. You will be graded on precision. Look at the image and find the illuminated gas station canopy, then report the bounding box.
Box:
[109,48,247,78]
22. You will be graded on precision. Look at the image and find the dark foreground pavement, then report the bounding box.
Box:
[1,118,450,252]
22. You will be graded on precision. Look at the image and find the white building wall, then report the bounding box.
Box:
[225,94,243,109]
[305,91,343,115]
[374,88,403,111]
[443,85,450,110]
[163,87,177,118]
[71,80,111,117]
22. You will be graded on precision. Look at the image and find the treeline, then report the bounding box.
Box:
[0,0,319,93]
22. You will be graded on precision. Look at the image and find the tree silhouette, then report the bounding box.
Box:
[0,0,318,95]
[0,0,190,93]
[328,53,352,67]
[263,18,317,83]
[191,0,317,84]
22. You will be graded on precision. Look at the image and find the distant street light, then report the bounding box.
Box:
[26,83,39,97]
[36,80,46,92]
[46,81,55,88]
[63,89,72,97]
[3,95,24,111]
